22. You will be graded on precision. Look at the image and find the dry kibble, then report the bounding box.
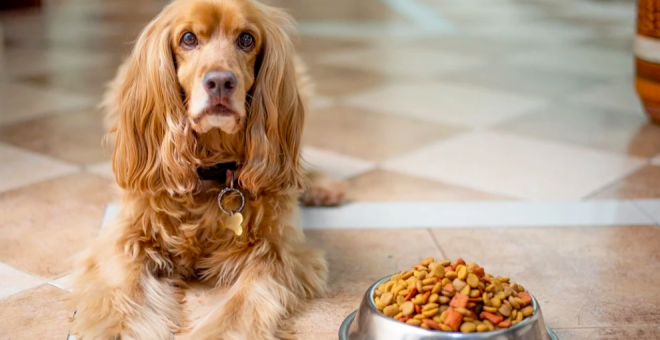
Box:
[430,282,442,294]
[460,322,477,333]
[422,278,436,285]
[422,257,434,266]
[457,265,468,280]
[467,273,479,288]
[498,303,512,317]
[375,297,385,310]
[407,319,422,326]
[401,301,415,316]
[459,285,471,296]
[380,292,393,306]
[396,295,405,306]
[453,278,467,292]
[509,296,520,309]
[423,303,439,311]
[430,264,445,279]
[383,305,399,317]
[438,323,453,332]
[375,258,535,333]
[422,308,439,317]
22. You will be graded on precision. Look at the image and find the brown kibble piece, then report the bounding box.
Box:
[401,301,414,316]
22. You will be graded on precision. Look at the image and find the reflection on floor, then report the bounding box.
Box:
[1,0,659,339]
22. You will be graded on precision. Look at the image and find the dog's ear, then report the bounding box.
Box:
[112,6,198,196]
[239,7,307,196]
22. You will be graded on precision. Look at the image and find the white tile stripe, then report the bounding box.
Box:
[376,0,452,30]
[102,200,660,230]
[297,0,453,37]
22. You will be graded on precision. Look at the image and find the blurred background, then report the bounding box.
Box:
[1,0,660,339]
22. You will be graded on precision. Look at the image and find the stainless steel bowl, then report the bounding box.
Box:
[339,275,558,340]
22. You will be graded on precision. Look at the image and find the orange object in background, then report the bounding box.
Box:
[635,0,660,123]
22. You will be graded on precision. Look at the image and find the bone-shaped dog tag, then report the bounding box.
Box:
[226,213,243,236]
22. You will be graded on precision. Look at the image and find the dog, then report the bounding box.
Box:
[70,0,341,338]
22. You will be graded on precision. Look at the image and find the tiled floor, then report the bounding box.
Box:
[1,0,660,339]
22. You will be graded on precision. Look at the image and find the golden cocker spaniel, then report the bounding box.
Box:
[70,0,341,338]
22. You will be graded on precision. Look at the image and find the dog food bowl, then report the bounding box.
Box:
[339,275,558,340]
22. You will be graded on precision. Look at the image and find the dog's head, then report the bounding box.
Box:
[113,0,305,197]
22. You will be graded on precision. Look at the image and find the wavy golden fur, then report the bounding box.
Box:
[69,0,331,338]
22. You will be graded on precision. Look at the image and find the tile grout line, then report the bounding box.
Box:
[581,160,650,200]
[630,200,660,226]
[427,229,448,260]
[0,282,49,302]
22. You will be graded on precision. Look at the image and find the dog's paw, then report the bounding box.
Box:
[301,179,346,207]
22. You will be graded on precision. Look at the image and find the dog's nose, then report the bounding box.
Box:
[203,71,237,97]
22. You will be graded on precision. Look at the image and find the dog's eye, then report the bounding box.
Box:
[237,32,255,51]
[181,32,198,49]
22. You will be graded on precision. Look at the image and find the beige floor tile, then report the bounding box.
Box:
[0,83,96,126]
[294,229,443,334]
[0,47,118,78]
[0,108,109,165]
[419,0,543,21]
[554,326,660,340]
[318,49,485,79]
[366,36,536,56]
[590,165,660,199]
[0,262,45,300]
[0,142,79,194]
[430,226,660,329]
[0,285,71,340]
[0,109,111,164]
[0,174,117,278]
[296,36,363,57]
[302,146,376,180]
[16,64,119,97]
[344,82,546,128]
[307,63,390,97]
[384,131,646,199]
[461,20,596,43]
[84,161,115,180]
[303,106,462,162]
[505,46,632,78]
[496,103,660,158]
[570,80,646,118]
[348,169,509,201]
[445,64,601,98]
[296,333,337,340]
[267,0,402,22]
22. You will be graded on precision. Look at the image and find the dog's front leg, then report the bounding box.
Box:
[70,226,183,340]
[188,259,300,340]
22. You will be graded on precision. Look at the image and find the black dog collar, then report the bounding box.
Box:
[197,162,238,182]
